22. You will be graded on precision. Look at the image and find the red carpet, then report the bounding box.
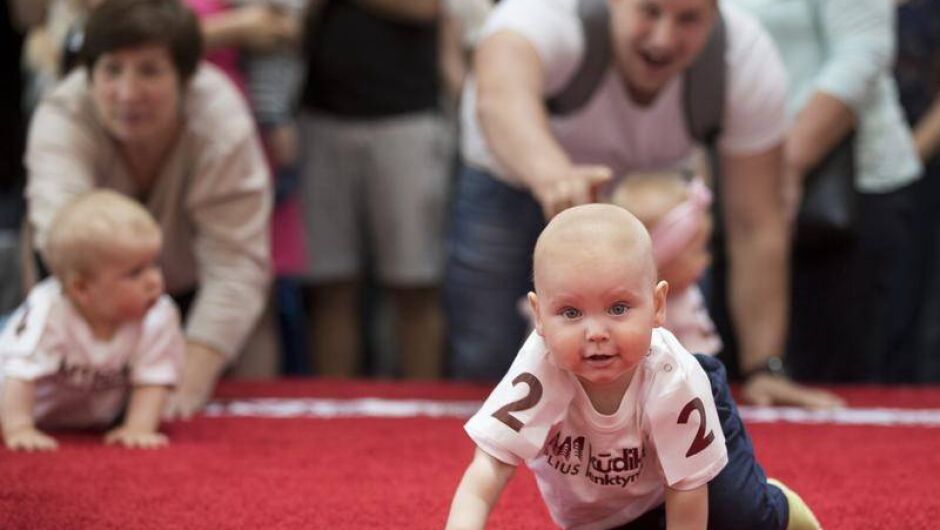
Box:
[1,380,938,529]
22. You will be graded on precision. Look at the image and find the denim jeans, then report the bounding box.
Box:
[616,354,789,530]
[443,165,545,380]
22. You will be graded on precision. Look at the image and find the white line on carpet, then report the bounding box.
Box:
[203,398,940,427]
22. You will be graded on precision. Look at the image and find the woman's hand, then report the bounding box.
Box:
[232,5,300,52]
[163,342,226,420]
[202,5,300,53]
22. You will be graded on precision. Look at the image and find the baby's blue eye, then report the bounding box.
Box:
[561,308,581,319]
[609,303,629,316]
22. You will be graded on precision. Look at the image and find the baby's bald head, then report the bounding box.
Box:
[532,204,657,292]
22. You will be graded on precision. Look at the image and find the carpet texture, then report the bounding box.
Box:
[1,380,937,529]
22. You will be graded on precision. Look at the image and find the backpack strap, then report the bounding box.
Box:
[546,0,726,148]
[683,13,726,145]
[545,0,610,115]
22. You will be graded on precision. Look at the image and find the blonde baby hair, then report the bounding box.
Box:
[45,190,161,281]
[609,168,714,270]
[609,170,691,230]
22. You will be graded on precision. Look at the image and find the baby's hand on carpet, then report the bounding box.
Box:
[4,427,58,451]
[104,427,168,449]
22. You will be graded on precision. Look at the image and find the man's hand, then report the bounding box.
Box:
[164,342,226,420]
[742,374,845,410]
[104,427,168,449]
[531,164,612,219]
[4,426,58,452]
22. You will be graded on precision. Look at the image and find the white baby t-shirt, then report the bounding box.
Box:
[465,328,727,530]
[0,278,184,428]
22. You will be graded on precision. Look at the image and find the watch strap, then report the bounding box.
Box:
[741,356,787,381]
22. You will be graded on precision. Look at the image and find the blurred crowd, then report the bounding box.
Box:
[1,0,939,415]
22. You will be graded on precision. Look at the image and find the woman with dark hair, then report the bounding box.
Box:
[25,0,273,418]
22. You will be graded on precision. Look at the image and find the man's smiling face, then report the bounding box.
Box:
[609,0,718,103]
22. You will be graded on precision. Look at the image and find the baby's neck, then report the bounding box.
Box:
[578,370,635,416]
[68,296,120,341]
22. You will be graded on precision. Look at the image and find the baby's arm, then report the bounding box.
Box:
[445,447,516,530]
[665,484,708,530]
[1,377,57,451]
[105,385,171,449]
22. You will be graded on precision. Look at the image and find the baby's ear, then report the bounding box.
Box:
[64,273,91,305]
[527,291,544,336]
[652,280,668,327]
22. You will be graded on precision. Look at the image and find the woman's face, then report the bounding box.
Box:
[90,44,182,146]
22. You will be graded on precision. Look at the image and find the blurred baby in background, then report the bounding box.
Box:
[609,166,722,356]
[0,190,183,451]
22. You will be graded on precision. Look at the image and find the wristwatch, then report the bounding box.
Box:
[742,355,787,381]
